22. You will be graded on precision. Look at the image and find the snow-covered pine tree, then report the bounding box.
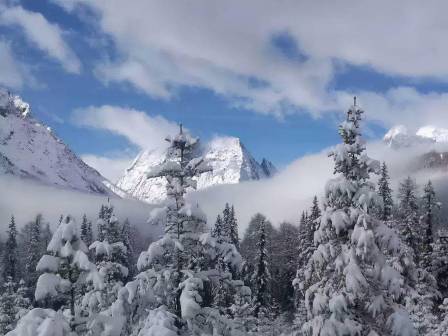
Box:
[393,178,440,336]
[309,196,321,228]
[240,213,275,286]
[34,215,101,331]
[121,218,135,279]
[252,216,271,319]
[293,210,314,323]
[271,222,299,312]
[397,177,421,263]
[80,214,93,250]
[100,126,244,336]
[222,203,232,243]
[230,206,240,251]
[209,213,243,314]
[432,234,448,298]
[303,99,416,336]
[212,215,224,243]
[433,298,448,335]
[377,162,393,221]
[3,216,18,283]
[0,278,30,334]
[83,205,129,319]
[420,180,440,271]
[15,280,31,321]
[97,204,113,242]
[141,125,212,319]
[25,214,43,297]
[0,278,18,334]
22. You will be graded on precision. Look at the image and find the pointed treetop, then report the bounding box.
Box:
[353,96,357,106]
[179,123,183,134]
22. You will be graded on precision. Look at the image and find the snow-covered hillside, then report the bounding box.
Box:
[117,136,277,204]
[0,89,116,195]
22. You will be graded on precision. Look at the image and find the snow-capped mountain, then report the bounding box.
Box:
[416,125,448,143]
[383,125,434,148]
[0,89,116,195]
[117,136,277,204]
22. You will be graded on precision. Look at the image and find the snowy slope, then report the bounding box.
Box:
[383,125,434,148]
[0,89,116,195]
[117,136,277,204]
[416,125,448,143]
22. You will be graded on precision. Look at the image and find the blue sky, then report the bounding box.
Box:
[3,0,448,180]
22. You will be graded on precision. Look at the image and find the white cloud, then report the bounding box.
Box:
[0,40,25,88]
[0,5,81,73]
[53,0,448,126]
[81,153,133,182]
[73,105,179,179]
[72,105,179,149]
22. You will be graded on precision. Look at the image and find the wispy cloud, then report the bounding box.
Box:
[0,40,26,88]
[72,105,179,149]
[0,5,81,73]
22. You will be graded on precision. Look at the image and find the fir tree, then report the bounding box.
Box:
[103,126,246,336]
[222,203,232,242]
[432,234,448,298]
[84,206,129,317]
[80,214,93,249]
[35,215,99,331]
[212,215,224,243]
[271,222,299,312]
[3,216,18,283]
[121,218,135,278]
[0,277,18,334]
[252,216,271,318]
[303,99,415,335]
[309,195,321,227]
[377,162,393,221]
[229,205,240,250]
[420,180,439,268]
[240,213,275,277]
[15,279,31,320]
[397,176,421,263]
[25,214,42,295]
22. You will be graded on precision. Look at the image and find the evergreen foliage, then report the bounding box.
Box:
[377,162,394,221]
[3,216,18,282]
[302,100,416,335]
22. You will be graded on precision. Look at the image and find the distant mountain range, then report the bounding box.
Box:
[0,89,277,203]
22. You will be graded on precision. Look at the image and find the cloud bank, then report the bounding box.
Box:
[2,140,448,237]
[51,0,448,128]
[0,176,161,238]
[190,140,448,233]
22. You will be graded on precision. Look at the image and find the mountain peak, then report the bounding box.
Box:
[0,89,116,195]
[383,125,434,148]
[117,135,276,204]
[416,125,448,142]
